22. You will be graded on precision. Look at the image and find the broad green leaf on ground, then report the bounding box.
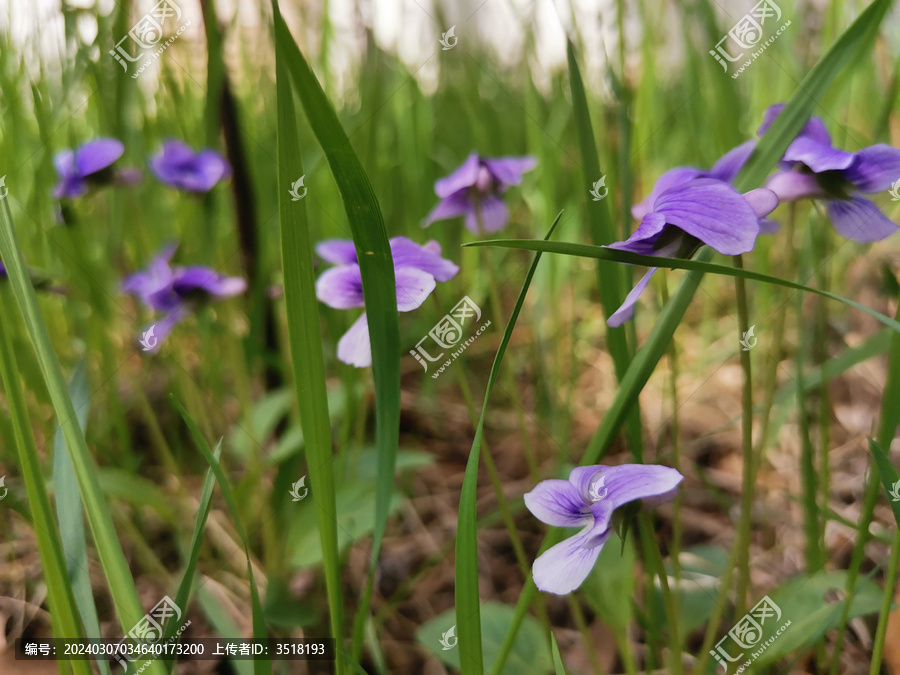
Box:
[752,572,883,665]
[417,603,553,675]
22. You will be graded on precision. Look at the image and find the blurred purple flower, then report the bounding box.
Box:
[0,262,5,279]
[150,140,231,193]
[315,237,459,367]
[607,178,778,326]
[760,104,900,243]
[54,138,127,199]
[121,243,246,350]
[423,153,536,234]
[524,463,683,594]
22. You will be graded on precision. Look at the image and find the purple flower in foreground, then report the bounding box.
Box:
[150,140,231,193]
[759,104,900,243]
[54,138,127,199]
[524,464,683,595]
[315,237,459,367]
[607,177,778,326]
[121,243,246,350]
[423,153,536,234]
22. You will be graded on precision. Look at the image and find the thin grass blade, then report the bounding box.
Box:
[457,213,563,674]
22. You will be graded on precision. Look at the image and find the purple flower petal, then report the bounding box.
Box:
[586,464,684,511]
[53,175,86,199]
[524,479,592,528]
[75,139,124,177]
[532,516,611,595]
[422,193,473,227]
[395,267,436,312]
[844,144,900,193]
[54,150,77,179]
[741,188,779,219]
[316,239,358,265]
[607,213,669,256]
[150,140,230,192]
[435,153,480,198]
[758,104,832,147]
[141,307,188,352]
[758,218,780,234]
[482,156,537,186]
[654,179,760,255]
[708,140,756,184]
[316,264,365,309]
[632,168,703,220]
[337,313,371,367]
[389,237,459,281]
[826,196,899,243]
[607,268,658,328]
[464,194,508,234]
[173,267,246,297]
[783,136,855,173]
[765,171,823,202]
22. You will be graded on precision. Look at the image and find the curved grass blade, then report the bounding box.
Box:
[171,396,271,675]
[457,213,563,674]
[0,201,165,675]
[466,239,900,333]
[272,10,400,660]
[550,632,566,675]
[567,40,644,461]
[0,287,91,675]
[51,363,110,675]
[273,3,346,669]
[161,443,220,672]
[867,437,900,527]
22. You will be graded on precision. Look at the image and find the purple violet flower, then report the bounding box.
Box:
[315,237,459,367]
[54,139,127,199]
[759,104,900,243]
[150,140,231,193]
[423,153,537,234]
[121,243,246,350]
[524,463,683,595]
[607,178,778,326]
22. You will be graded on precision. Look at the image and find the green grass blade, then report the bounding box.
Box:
[0,287,91,675]
[272,11,401,661]
[162,443,220,672]
[550,632,566,675]
[466,239,900,333]
[567,40,644,461]
[170,396,271,675]
[457,213,563,675]
[51,362,110,675]
[273,2,346,669]
[0,201,165,675]
[866,438,900,527]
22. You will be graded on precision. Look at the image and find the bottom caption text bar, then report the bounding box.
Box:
[16,638,336,661]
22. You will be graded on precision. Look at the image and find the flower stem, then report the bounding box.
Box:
[733,254,754,618]
[870,527,900,673]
